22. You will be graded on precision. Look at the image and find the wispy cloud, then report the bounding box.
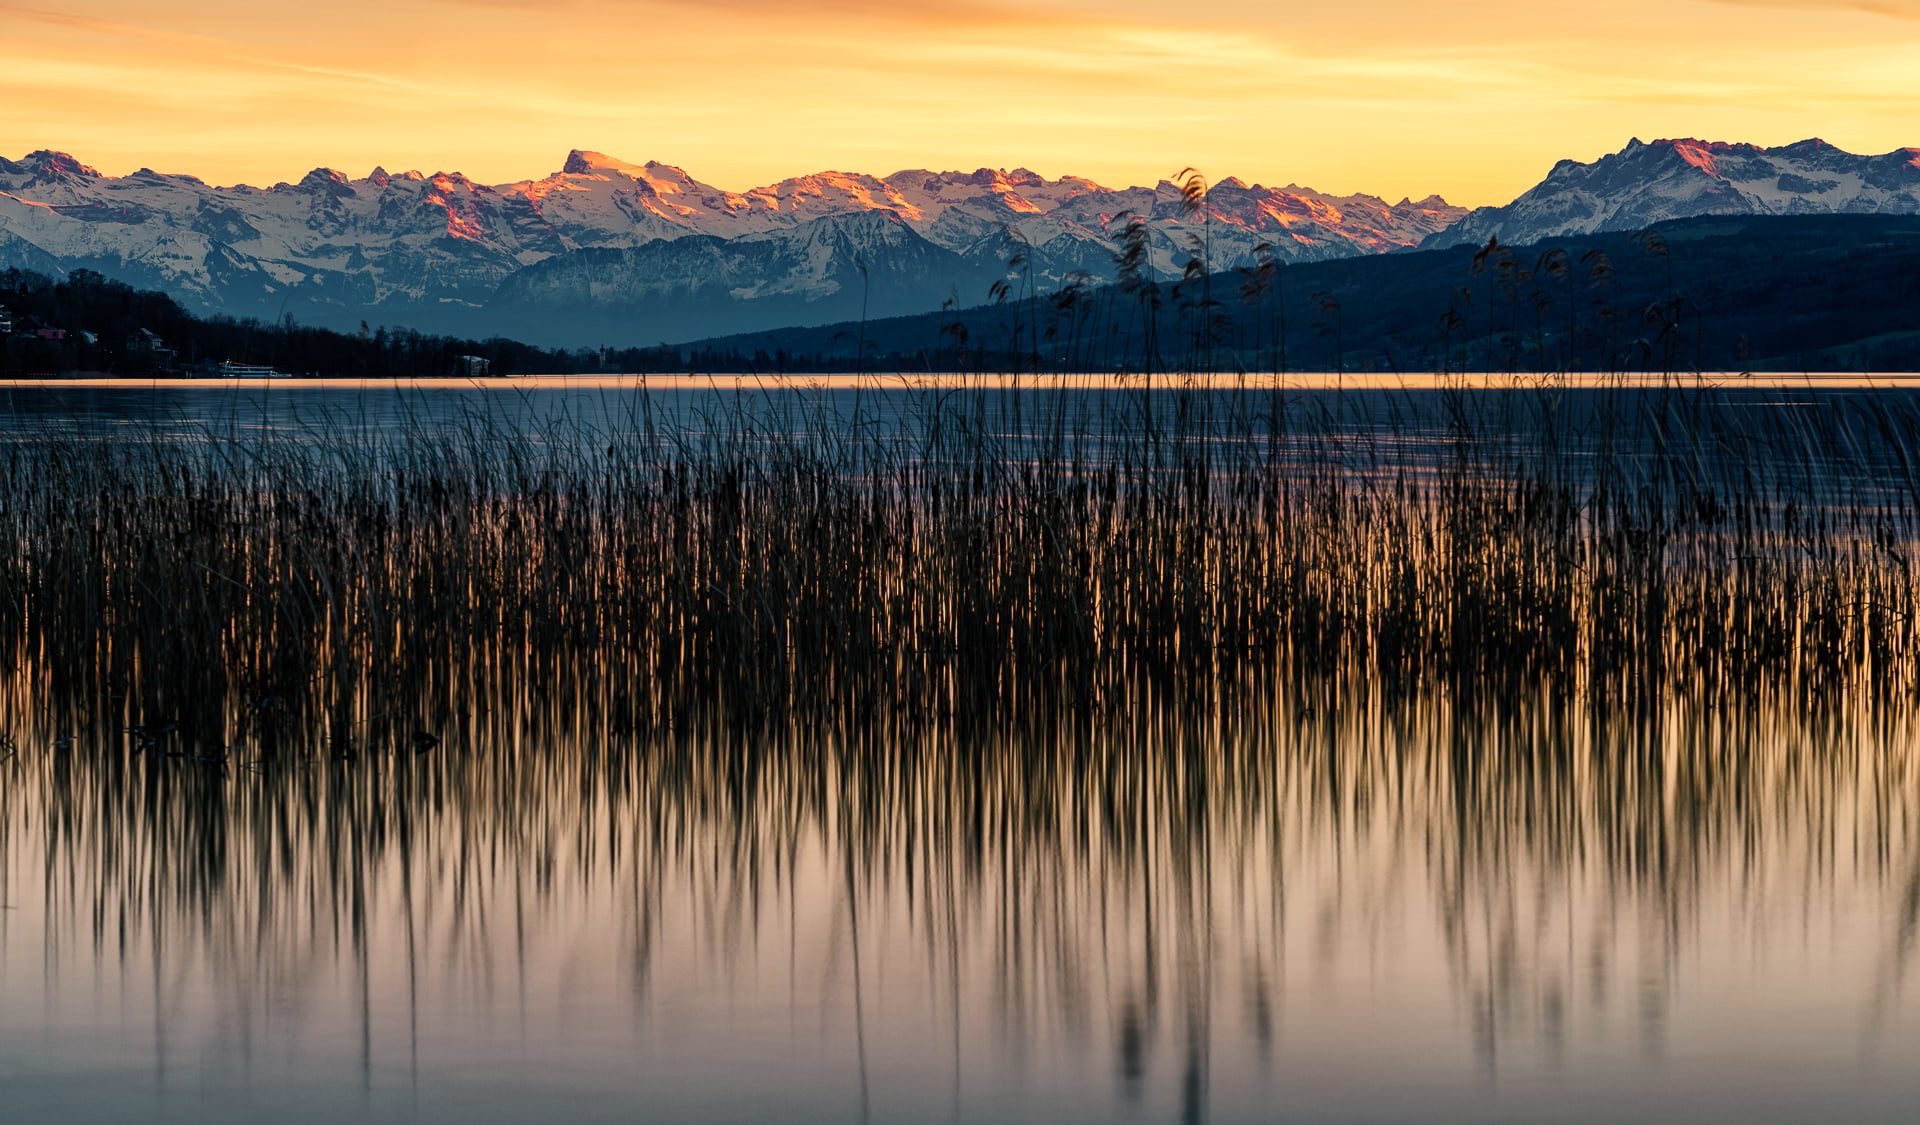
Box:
[428,0,1097,31]
[0,4,424,89]
[1704,0,1920,17]
[3,0,1916,205]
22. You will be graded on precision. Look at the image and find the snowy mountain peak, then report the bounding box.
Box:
[959,168,1038,191]
[552,151,709,201]
[1658,138,1755,154]
[23,151,99,180]
[562,149,642,176]
[1429,136,1920,249]
[295,168,353,195]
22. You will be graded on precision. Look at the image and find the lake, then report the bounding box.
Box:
[1,377,1917,1122]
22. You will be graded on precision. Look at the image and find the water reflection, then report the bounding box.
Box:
[4,379,1920,1121]
[3,676,1917,1122]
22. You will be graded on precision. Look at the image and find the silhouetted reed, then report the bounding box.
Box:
[3,377,1919,753]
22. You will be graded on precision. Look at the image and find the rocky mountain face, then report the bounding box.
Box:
[0,149,1463,345]
[1427,138,1920,249]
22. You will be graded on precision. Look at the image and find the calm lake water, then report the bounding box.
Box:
[2,378,1918,1122]
[8,373,1920,478]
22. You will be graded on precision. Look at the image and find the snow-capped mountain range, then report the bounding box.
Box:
[1427,137,1920,249]
[4,139,1917,346]
[0,149,1463,344]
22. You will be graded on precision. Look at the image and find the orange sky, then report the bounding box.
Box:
[3,0,1917,206]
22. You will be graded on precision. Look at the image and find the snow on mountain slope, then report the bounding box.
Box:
[486,210,1009,344]
[493,154,1465,273]
[1427,138,1920,249]
[0,150,549,315]
[0,148,1462,341]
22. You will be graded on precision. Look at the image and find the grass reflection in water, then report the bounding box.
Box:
[1,378,1918,1120]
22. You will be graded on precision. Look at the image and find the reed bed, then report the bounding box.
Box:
[1,375,1918,757]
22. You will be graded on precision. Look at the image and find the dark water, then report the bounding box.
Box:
[2,379,1918,1123]
[8,374,1918,488]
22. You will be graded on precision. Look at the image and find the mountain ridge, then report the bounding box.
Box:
[7,138,1920,348]
[0,147,1469,344]
[1427,137,1920,249]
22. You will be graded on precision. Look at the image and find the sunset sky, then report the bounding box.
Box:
[3,0,1916,206]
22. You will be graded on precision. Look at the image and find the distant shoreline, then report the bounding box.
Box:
[5,372,1920,391]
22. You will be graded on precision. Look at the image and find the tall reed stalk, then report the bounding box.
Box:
[1,376,1916,754]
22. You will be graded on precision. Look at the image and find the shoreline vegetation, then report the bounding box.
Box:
[4,373,1920,767]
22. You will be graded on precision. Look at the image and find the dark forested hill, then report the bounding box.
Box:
[677,214,1920,375]
[0,269,683,377]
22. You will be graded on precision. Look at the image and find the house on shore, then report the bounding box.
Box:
[130,328,178,372]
